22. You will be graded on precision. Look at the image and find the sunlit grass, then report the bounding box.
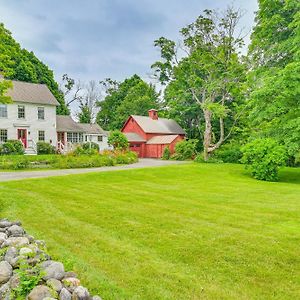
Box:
[0,163,299,299]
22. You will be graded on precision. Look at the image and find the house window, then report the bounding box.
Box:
[18,105,25,119]
[67,132,83,143]
[0,105,7,118]
[38,107,45,120]
[0,129,7,142]
[98,135,103,142]
[38,130,45,141]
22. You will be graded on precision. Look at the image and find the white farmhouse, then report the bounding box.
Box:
[0,77,110,154]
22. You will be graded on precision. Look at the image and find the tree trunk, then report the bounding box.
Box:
[203,109,212,161]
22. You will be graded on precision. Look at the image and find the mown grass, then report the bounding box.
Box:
[0,163,299,299]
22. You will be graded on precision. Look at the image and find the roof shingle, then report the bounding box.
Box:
[6,80,59,106]
[131,115,185,135]
[146,135,179,145]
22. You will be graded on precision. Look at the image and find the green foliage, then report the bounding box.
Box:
[37,142,55,155]
[96,75,160,130]
[0,23,68,114]
[152,8,246,158]
[77,104,92,124]
[108,130,129,150]
[194,153,223,164]
[0,140,24,155]
[172,139,197,160]
[82,142,100,151]
[213,144,243,163]
[0,151,138,170]
[247,0,300,157]
[241,138,287,181]
[0,79,13,104]
[72,146,99,156]
[162,146,171,160]
[11,260,44,299]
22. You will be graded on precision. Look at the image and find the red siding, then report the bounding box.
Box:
[122,116,185,158]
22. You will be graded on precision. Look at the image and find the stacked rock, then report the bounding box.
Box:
[0,219,102,300]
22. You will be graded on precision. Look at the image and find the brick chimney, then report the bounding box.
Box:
[148,109,158,120]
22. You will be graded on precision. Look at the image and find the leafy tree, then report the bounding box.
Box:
[241,138,287,181]
[152,8,246,160]
[97,75,160,130]
[247,0,300,158]
[173,139,197,161]
[108,130,129,150]
[0,79,12,104]
[0,23,68,114]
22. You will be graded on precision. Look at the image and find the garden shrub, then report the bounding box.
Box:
[162,146,171,160]
[0,140,24,155]
[172,139,197,160]
[241,138,287,181]
[194,153,223,164]
[82,142,99,151]
[214,144,243,163]
[72,146,98,156]
[108,130,129,150]
[37,142,55,155]
[114,150,138,164]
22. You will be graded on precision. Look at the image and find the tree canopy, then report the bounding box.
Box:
[152,8,246,160]
[0,23,68,114]
[247,0,300,157]
[96,75,160,130]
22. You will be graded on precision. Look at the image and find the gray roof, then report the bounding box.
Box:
[124,132,146,142]
[131,115,185,135]
[56,116,85,133]
[146,135,179,145]
[6,80,59,106]
[78,123,106,135]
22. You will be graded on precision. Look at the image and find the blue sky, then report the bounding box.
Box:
[0,0,258,83]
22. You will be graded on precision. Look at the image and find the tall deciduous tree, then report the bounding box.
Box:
[0,79,12,104]
[152,8,246,160]
[96,75,160,130]
[0,23,68,114]
[247,0,300,157]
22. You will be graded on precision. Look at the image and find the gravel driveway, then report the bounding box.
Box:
[0,159,186,182]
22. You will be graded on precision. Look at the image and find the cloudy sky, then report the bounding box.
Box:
[0,0,258,84]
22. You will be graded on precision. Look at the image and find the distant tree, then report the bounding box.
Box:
[152,8,246,160]
[96,75,160,130]
[77,80,100,123]
[60,74,84,107]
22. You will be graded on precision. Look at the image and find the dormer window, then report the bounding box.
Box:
[0,104,7,118]
[38,107,45,120]
[18,105,25,119]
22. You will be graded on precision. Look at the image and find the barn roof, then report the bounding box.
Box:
[131,115,185,135]
[56,116,85,133]
[79,123,106,135]
[124,132,146,142]
[146,135,179,145]
[6,80,59,106]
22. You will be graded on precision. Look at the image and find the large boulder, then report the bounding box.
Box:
[72,286,90,300]
[4,247,18,267]
[60,287,72,300]
[0,261,12,284]
[42,261,65,280]
[62,277,80,293]
[27,285,53,300]
[47,278,63,292]
[7,225,24,237]
[4,236,29,247]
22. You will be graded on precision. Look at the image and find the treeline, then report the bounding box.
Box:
[0,0,299,166]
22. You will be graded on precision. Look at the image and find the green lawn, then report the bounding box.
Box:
[0,163,299,299]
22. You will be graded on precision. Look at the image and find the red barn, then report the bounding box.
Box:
[121,109,185,158]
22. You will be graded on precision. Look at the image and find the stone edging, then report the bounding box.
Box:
[0,219,102,300]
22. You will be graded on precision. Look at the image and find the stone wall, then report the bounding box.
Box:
[0,219,102,300]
